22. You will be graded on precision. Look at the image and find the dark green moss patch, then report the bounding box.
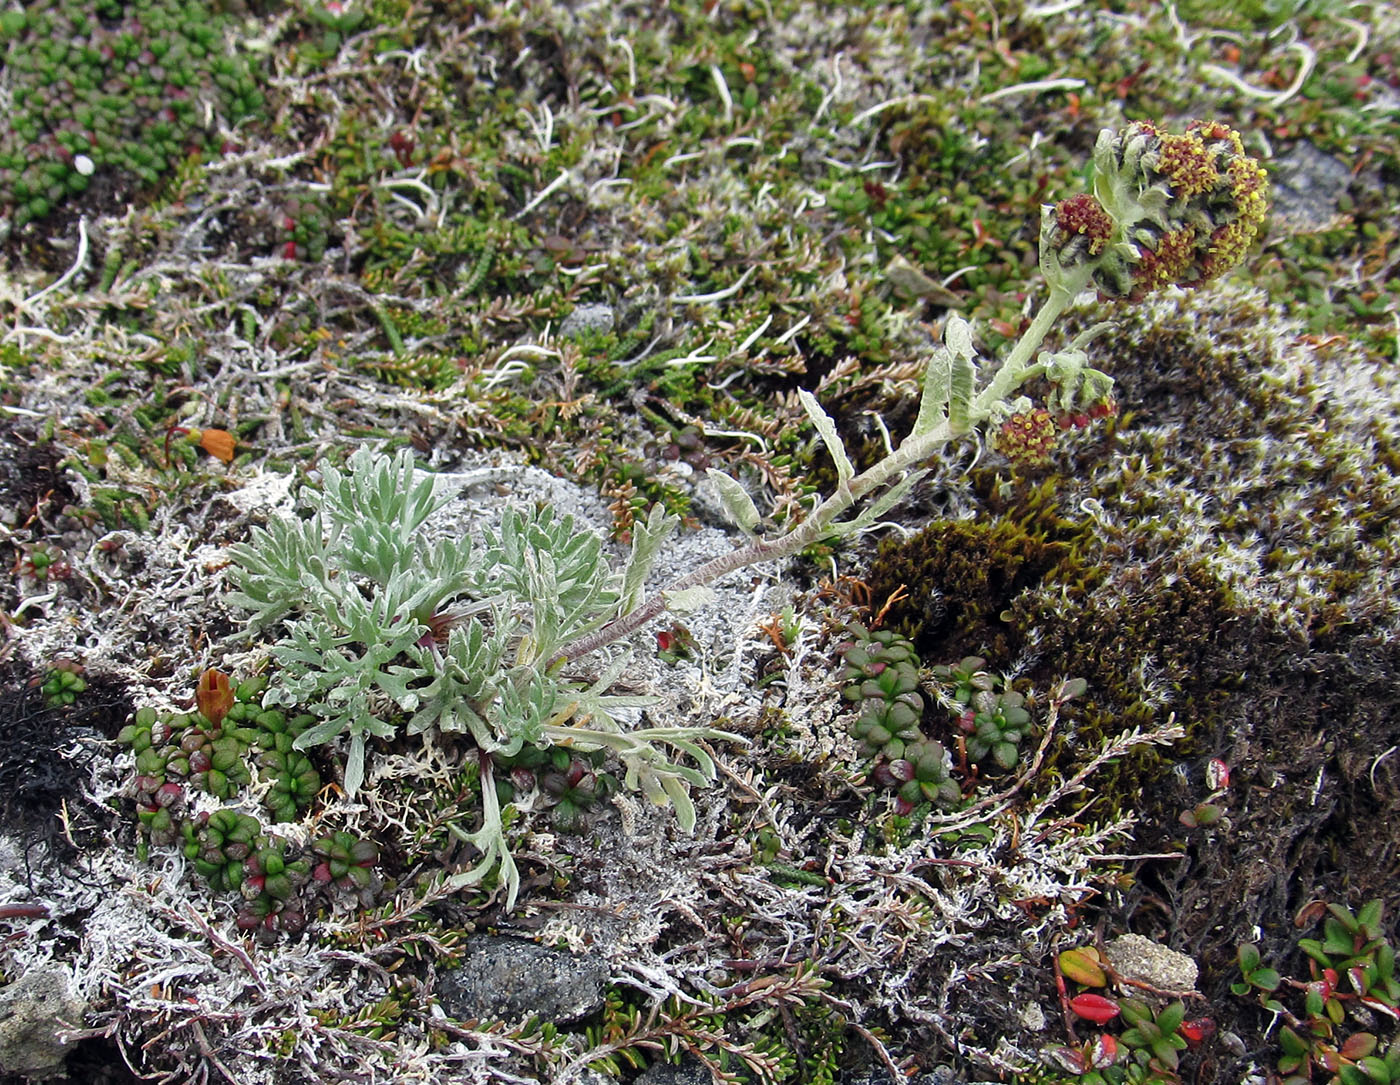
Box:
[866,515,1075,662]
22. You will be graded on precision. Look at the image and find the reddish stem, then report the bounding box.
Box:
[0,903,50,919]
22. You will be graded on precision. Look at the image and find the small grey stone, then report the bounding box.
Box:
[1268,142,1353,233]
[0,965,86,1079]
[840,1067,965,1085]
[634,1054,713,1085]
[559,304,615,339]
[1104,933,1199,992]
[435,935,609,1024]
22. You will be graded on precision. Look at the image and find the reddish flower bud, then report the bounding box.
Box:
[196,669,234,726]
[995,409,1058,465]
[1052,193,1115,263]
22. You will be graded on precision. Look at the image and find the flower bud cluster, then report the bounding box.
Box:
[1043,120,1269,303]
[994,408,1059,466]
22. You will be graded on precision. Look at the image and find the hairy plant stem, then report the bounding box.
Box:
[975,283,1077,415]
[551,284,1086,666]
[556,413,949,663]
[557,282,1089,667]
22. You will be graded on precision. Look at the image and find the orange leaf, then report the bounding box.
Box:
[198,428,236,464]
[1060,946,1109,988]
[196,669,234,727]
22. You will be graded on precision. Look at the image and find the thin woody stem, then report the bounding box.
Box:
[556,268,1094,668]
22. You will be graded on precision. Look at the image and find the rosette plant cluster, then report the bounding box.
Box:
[118,671,378,937]
[933,656,1032,771]
[119,670,322,834]
[839,628,961,812]
[0,0,264,229]
[180,809,380,936]
[839,633,1037,812]
[494,745,618,833]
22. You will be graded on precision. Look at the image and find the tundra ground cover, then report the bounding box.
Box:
[0,1,1397,1082]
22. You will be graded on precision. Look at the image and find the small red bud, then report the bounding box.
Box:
[655,631,675,652]
[155,783,183,808]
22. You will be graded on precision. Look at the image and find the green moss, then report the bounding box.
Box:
[865,506,1080,660]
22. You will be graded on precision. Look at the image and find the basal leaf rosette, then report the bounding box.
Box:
[1042,120,1269,303]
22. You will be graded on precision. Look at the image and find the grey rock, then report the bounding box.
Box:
[1268,142,1353,233]
[842,1068,964,1085]
[559,304,615,339]
[435,935,609,1024]
[635,1054,712,1085]
[0,965,86,1079]
[1105,933,1199,992]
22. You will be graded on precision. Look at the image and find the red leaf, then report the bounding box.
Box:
[1069,994,1121,1025]
[1180,1018,1216,1047]
[1089,1033,1120,1069]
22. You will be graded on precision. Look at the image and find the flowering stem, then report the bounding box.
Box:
[974,267,1090,421]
